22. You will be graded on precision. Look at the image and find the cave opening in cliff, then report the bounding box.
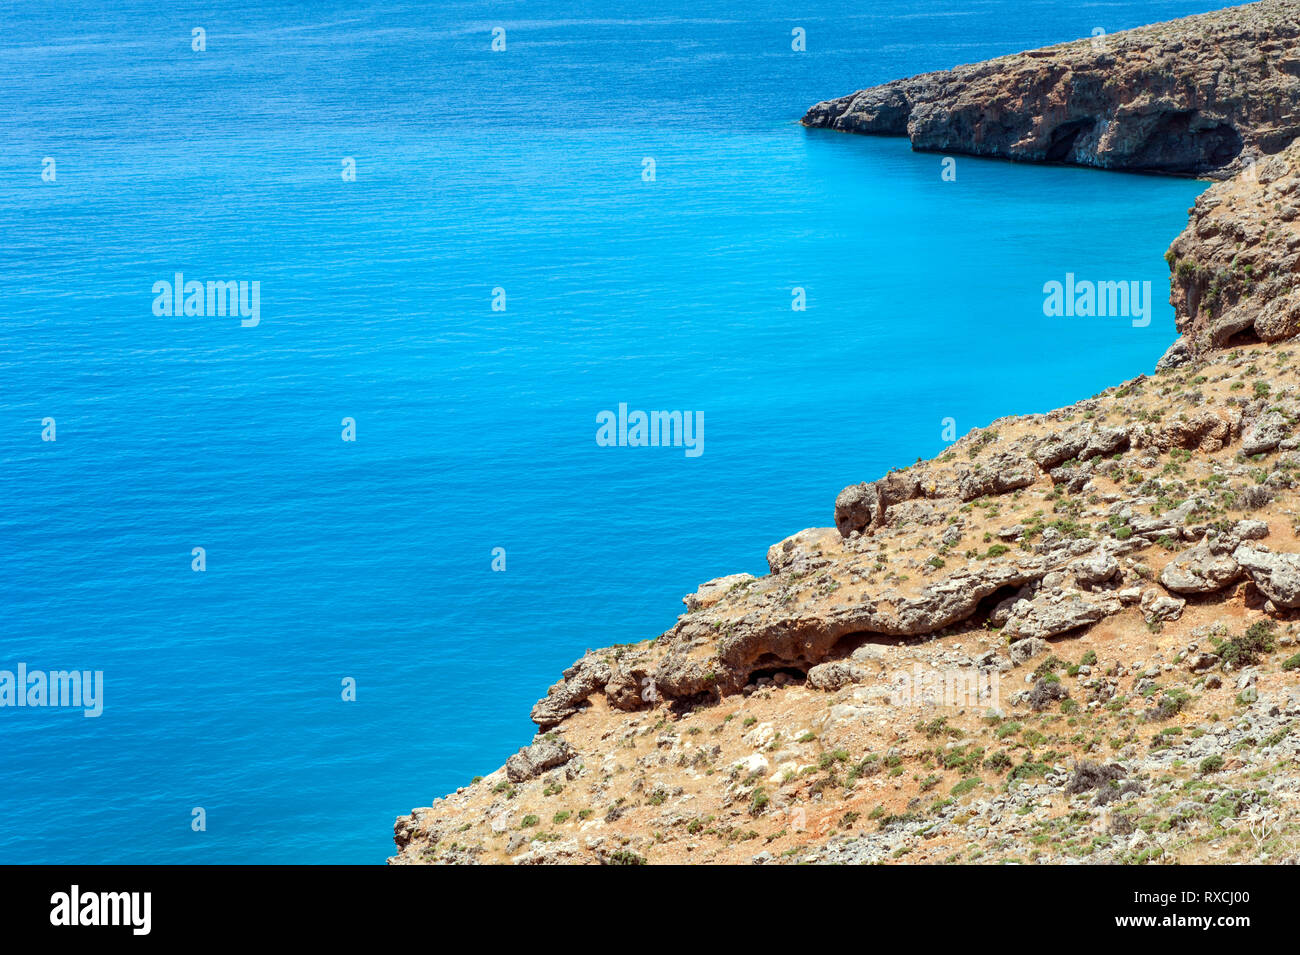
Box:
[744,665,807,688]
[970,584,1024,628]
[1133,111,1243,173]
[1045,118,1096,163]
[829,630,892,658]
[1222,326,1262,349]
[668,690,719,717]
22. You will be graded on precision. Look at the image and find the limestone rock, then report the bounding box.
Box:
[766,528,838,575]
[1008,637,1049,665]
[957,453,1037,500]
[1242,412,1290,455]
[1235,545,1300,607]
[531,654,613,729]
[505,736,576,783]
[807,661,870,691]
[1158,542,1243,594]
[803,1,1300,180]
[1071,551,1120,587]
[684,573,756,611]
[1140,589,1186,624]
[1003,589,1120,640]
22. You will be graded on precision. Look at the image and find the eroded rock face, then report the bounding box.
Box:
[505,736,575,783]
[1235,544,1300,606]
[835,454,1044,538]
[1166,139,1300,358]
[802,0,1300,179]
[531,654,612,729]
[833,482,881,537]
[835,471,925,535]
[957,454,1037,500]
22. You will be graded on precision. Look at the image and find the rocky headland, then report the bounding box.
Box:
[801,0,1300,179]
[393,1,1300,864]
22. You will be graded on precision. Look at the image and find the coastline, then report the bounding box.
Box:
[393,0,1300,864]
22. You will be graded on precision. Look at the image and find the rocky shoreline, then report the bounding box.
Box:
[801,0,1300,180]
[392,0,1300,864]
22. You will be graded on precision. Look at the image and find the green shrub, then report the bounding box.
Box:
[1214,620,1275,669]
[606,849,646,865]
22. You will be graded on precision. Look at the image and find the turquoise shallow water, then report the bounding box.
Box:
[0,0,1215,862]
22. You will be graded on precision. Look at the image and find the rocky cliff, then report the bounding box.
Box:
[392,2,1300,864]
[1163,137,1300,360]
[802,0,1300,179]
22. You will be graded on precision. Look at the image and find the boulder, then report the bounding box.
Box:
[1003,589,1120,640]
[834,482,881,537]
[958,453,1037,500]
[531,654,613,729]
[807,661,870,691]
[1242,411,1290,455]
[1233,519,1270,540]
[505,736,576,783]
[1008,636,1049,665]
[1234,545,1300,607]
[1140,588,1186,624]
[1158,542,1243,593]
[1071,551,1120,587]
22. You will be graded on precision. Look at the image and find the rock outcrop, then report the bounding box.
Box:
[801,0,1300,180]
[1163,137,1300,359]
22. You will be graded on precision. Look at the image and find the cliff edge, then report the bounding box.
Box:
[801,0,1300,180]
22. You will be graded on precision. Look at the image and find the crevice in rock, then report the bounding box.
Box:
[667,690,718,716]
[970,584,1024,627]
[744,665,808,687]
[1041,624,1095,643]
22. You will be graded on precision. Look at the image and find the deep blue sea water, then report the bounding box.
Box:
[0,1,1218,863]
